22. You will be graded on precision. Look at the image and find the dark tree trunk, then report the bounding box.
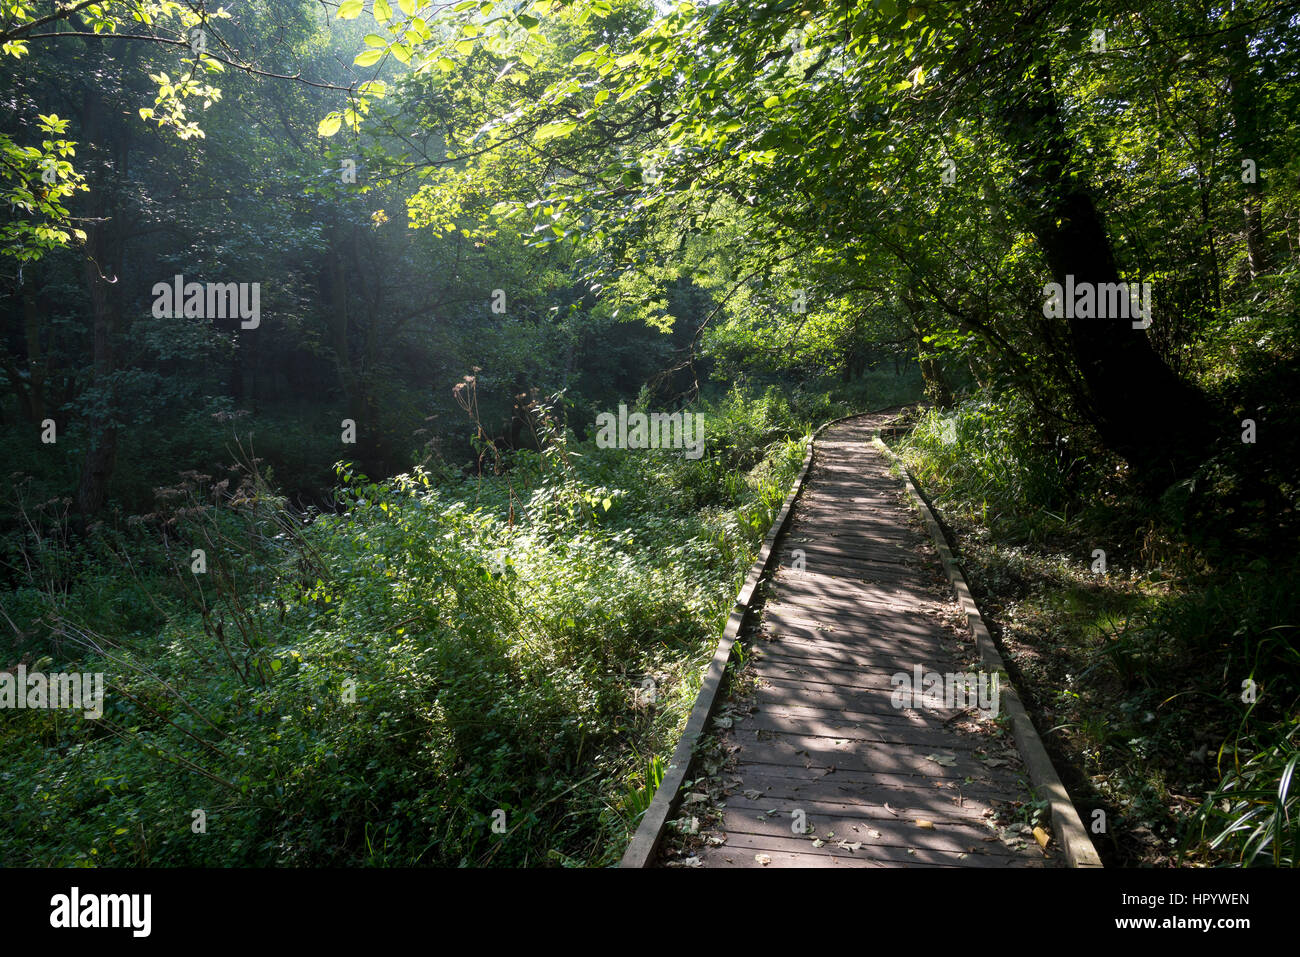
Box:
[76,227,120,518]
[75,83,127,519]
[324,219,384,475]
[902,291,953,409]
[22,286,47,423]
[1225,26,1269,278]
[999,63,1220,489]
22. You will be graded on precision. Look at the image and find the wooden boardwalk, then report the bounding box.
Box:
[694,414,1057,868]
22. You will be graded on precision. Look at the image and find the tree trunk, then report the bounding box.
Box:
[324,219,382,474]
[902,291,953,409]
[76,224,120,518]
[1225,25,1269,278]
[75,83,127,519]
[999,62,1220,489]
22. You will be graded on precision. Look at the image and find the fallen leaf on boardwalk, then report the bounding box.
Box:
[713,716,733,729]
[743,789,763,800]
[883,803,899,816]
[867,828,882,838]
[1033,826,1050,850]
[684,792,707,804]
[926,753,958,767]
[915,819,935,829]
[811,838,825,848]
[764,808,778,817]
[755,854,772,866]
[836,840,863,852]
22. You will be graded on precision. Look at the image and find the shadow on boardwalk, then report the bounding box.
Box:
[675,413,1059,868]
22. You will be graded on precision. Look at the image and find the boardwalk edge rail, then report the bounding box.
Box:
[618,412,864,868]
[872,431,1104,869]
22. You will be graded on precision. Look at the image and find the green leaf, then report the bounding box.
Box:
[390,42,411,63]
[399,0,416,13]
[355,48,384,66]
[337,0,363,19]
[318,112,343,136]
[437,56,457,72]
[363,33,388,47]
[373,0,393,22]
[534,120,578,142]
[763,95,781,108]
[572,50,598,67]
[517,13,539,30]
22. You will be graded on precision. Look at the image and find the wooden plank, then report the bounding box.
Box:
[754,635,965,667]
[721,791,1000,824]
[699,833,1049,868]
[713,813,1043,860]
[731,761,1029,804]
[724,731,996,778]
[760,604,947,631]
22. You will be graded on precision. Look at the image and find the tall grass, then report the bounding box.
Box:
[0,386,811,867]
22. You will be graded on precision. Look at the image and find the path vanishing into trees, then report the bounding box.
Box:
[694,413,1059,868]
